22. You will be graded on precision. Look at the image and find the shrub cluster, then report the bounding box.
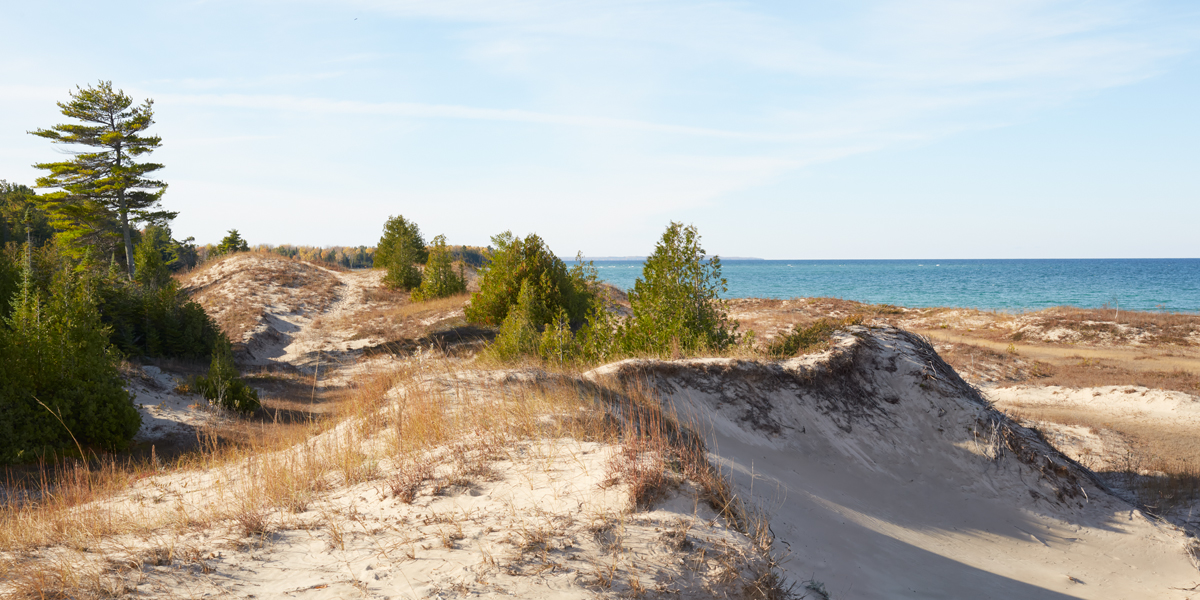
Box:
[465,232,601,361]
[470,222,741,364]
[376,215,427,291]
[98,277,222,359]
[0,249,139,462]
[617,222,738,356]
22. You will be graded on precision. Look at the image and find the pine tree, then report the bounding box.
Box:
[376,215,427,291]
[412,235,466,301]
[0,257,139,461]
[214,229,249,256]
[29,81,174,277]
[618,222,738,355]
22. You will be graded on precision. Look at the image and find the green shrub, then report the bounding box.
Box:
[195,336,260,413]
[0,261,139,462]
[213,229,249,257]
[618,222,738,356]
[466,231,595,328]
[537,308,577,365]
[97,277,222,360]
[133,236,171,288]
[487,280,546,361]
[376,215,426,291]
[411,235,466,301]
[767,315,864,358]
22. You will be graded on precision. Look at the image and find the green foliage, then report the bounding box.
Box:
[1,181,53,247]
[195,336,260,413]
[141,224,197,272]
[134,236,170,288]
[412,235,466,301]
[466,232,595,328]
[487,280,545,361]
[767,315,864,358]
[618,222,738,356]
[214,229,249,256]
[376,215,426,290]
[0,247,19,319]
[97,277,222,359]
[537,308,577,365]
[0,259,139,462]
[574,301,619,364]
[29,81,175,277]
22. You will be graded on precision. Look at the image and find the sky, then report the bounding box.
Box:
[1,0,1198,259]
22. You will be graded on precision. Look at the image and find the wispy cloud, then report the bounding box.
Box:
[159,92,806,141]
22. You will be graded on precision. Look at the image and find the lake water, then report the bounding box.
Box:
[588,259,1200,312]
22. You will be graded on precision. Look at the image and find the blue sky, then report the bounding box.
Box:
[2,1,1198,259]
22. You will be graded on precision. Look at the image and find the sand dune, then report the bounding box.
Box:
[588,328,1198,599]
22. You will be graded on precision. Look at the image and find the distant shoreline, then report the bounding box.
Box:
[573,256,765,261]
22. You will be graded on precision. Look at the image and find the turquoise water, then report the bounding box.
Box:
[589,259,1200,312]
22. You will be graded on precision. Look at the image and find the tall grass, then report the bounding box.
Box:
[1,358,785,599]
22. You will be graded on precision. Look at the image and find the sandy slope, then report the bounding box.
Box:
[587,328,1199,599]
[70,258,1199,598]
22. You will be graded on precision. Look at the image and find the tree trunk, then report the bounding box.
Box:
[115,140,135,279]
[119,191,134,279]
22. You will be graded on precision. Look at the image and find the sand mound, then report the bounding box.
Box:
[586,327,1199,599]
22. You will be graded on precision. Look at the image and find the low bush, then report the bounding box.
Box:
[97,276,222,360]
[0,254,139,462]
[618,222,738,356]
[195,335,260,413]
[767,315,864,358]
[465,231,596,328]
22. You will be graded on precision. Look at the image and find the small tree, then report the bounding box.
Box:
[376,215,426,291]
[134,237,170,288]
[30,81,174,277]
[195,335,260,413]
[412,235,466,301]
[488,280,546,361]
[214,229,249,256]
[0,261,140,461]
[619,222,737,355]
[466,232,595,327]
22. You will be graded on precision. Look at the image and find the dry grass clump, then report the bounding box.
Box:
[343,292,471,343]
[1,355,789,599]
[1005,405,1200,519]
[935,340,1199,393]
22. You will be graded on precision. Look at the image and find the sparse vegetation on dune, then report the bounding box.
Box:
[0,351,788,599]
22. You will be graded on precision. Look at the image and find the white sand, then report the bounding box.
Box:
[587,328,1200,599]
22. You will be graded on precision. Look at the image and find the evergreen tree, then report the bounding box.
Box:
[0,258,140,461]
[376,215,426,291]
[196,335,260,413]
[29,81,174,277]
[134,237,170,288]
[412,235,466,301]
[214,229,249,256]
[1,181,53,247]
[618,222,738,355]
[465,232,595,327]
